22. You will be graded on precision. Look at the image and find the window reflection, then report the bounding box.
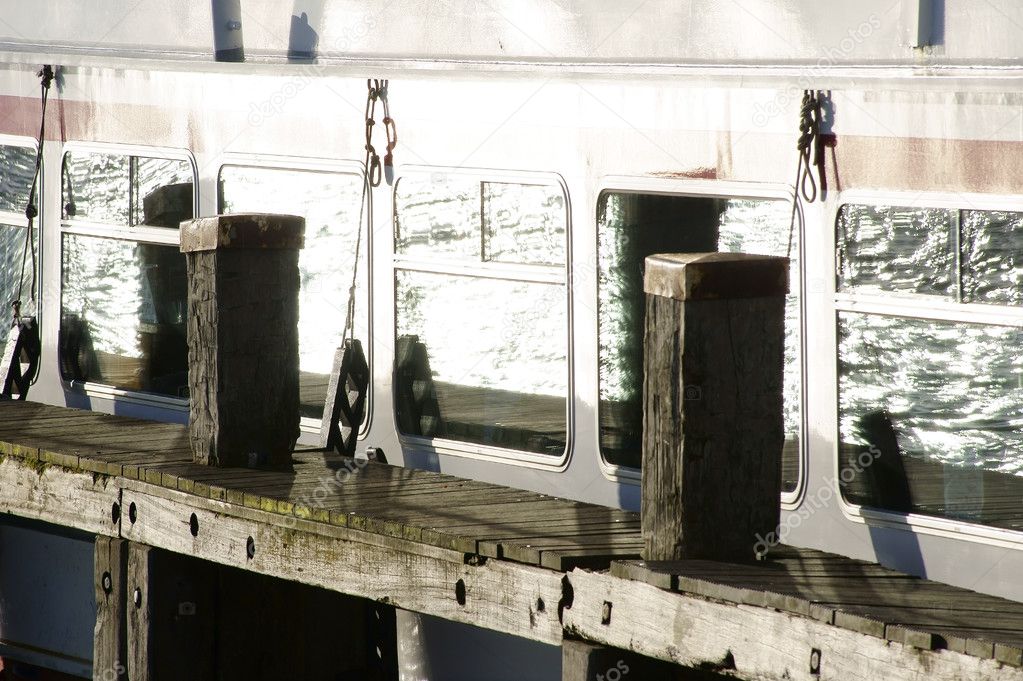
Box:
[838,312,1023,527]
[961,210,1023,305]
[482,182,565,265]
[60,234,188,396]
[394,172,568,456]
[63,151,192,226]
[0,144,37,307]
[837,205,956,298]
[0,224,31,307]
[395,270,567,455]
[395,174,481,260]
[60,149,194,398]
[394,175,566,266]
[0,145,35,213]
[596,193,801,492]
[218,165,365,419]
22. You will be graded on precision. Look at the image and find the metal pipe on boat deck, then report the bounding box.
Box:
[211,0,245,62]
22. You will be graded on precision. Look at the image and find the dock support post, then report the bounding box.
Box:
[180,214,305,468]
[641,253,788,562]
[126,544,217,681]
[94,536,128,681]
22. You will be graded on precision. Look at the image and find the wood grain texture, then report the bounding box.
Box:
[642,293,783,562]
[127,543,218,681]
[120,485,565,645]
[0,455,121,537]
[186,244,301,467]
[562,638,730,680]
[2,402,1023,676]
[93,537,128,681]
[564,568,1023,681]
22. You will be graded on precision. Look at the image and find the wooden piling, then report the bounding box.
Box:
[93,537,128,681]
[641,252,788,562]
[126,544,218,681]
[180,214,304,468]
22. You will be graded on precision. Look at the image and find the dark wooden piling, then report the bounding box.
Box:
[641,252,788,562]
[94,537,129,681]
[181,214,304,468]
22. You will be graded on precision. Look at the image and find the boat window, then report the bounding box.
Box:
[836,203,1023,529]
[59,148,195,399]
[63,150,193,227]
[596,192,801,494]
[0,144,34,213]
[393,171,568,457]
[395,176,566,266]
[961,210,1023,305]
[218,165,366,420]
[837,205,955,298]
[0,144,36,307]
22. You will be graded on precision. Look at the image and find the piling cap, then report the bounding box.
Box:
[180,214,305,253]
[643,252,789,301]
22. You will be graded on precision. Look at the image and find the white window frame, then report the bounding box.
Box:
[0,135,42,321]
[392,165,574,470]
[593,176,806,509]
[59,141,198,410]
[834,189,1023,551]
[216,153,371,437]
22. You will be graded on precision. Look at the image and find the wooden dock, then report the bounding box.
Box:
[2,401,1023,680]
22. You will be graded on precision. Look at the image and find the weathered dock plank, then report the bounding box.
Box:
[4,401,1023,680]
[612,554,1023,662]
[565,568,1023,681]
[119,482,566,645]
[0,454,121,537]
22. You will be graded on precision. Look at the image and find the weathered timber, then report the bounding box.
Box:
[642,252,787,562]
[127,543,217,681]
[215,566,378,681]
[0,456,121,537]
[611,554,1023,659]
[181,214,304,467]
[120,483,565,645]
[564,568,1023,681]
[562,638,733,681]
[94,537,128,681]
[5,403,1023,679]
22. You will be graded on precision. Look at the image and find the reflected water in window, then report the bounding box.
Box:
[394,172,568,456]
[838,312,1023,528]
[395,175,566,266]
[0,145,35,214]
[395,270,567,455]
[63,151,192,226]
[597,193,801,493]
[482,182,565,265]
[219,166,366,419]
[0,224,32,308]
[60,234,188,397]
[60,150,194,398]
[837,205,955,298]
[395,175,481,261]
[961,210,1023,305]
[0,144,37,307]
